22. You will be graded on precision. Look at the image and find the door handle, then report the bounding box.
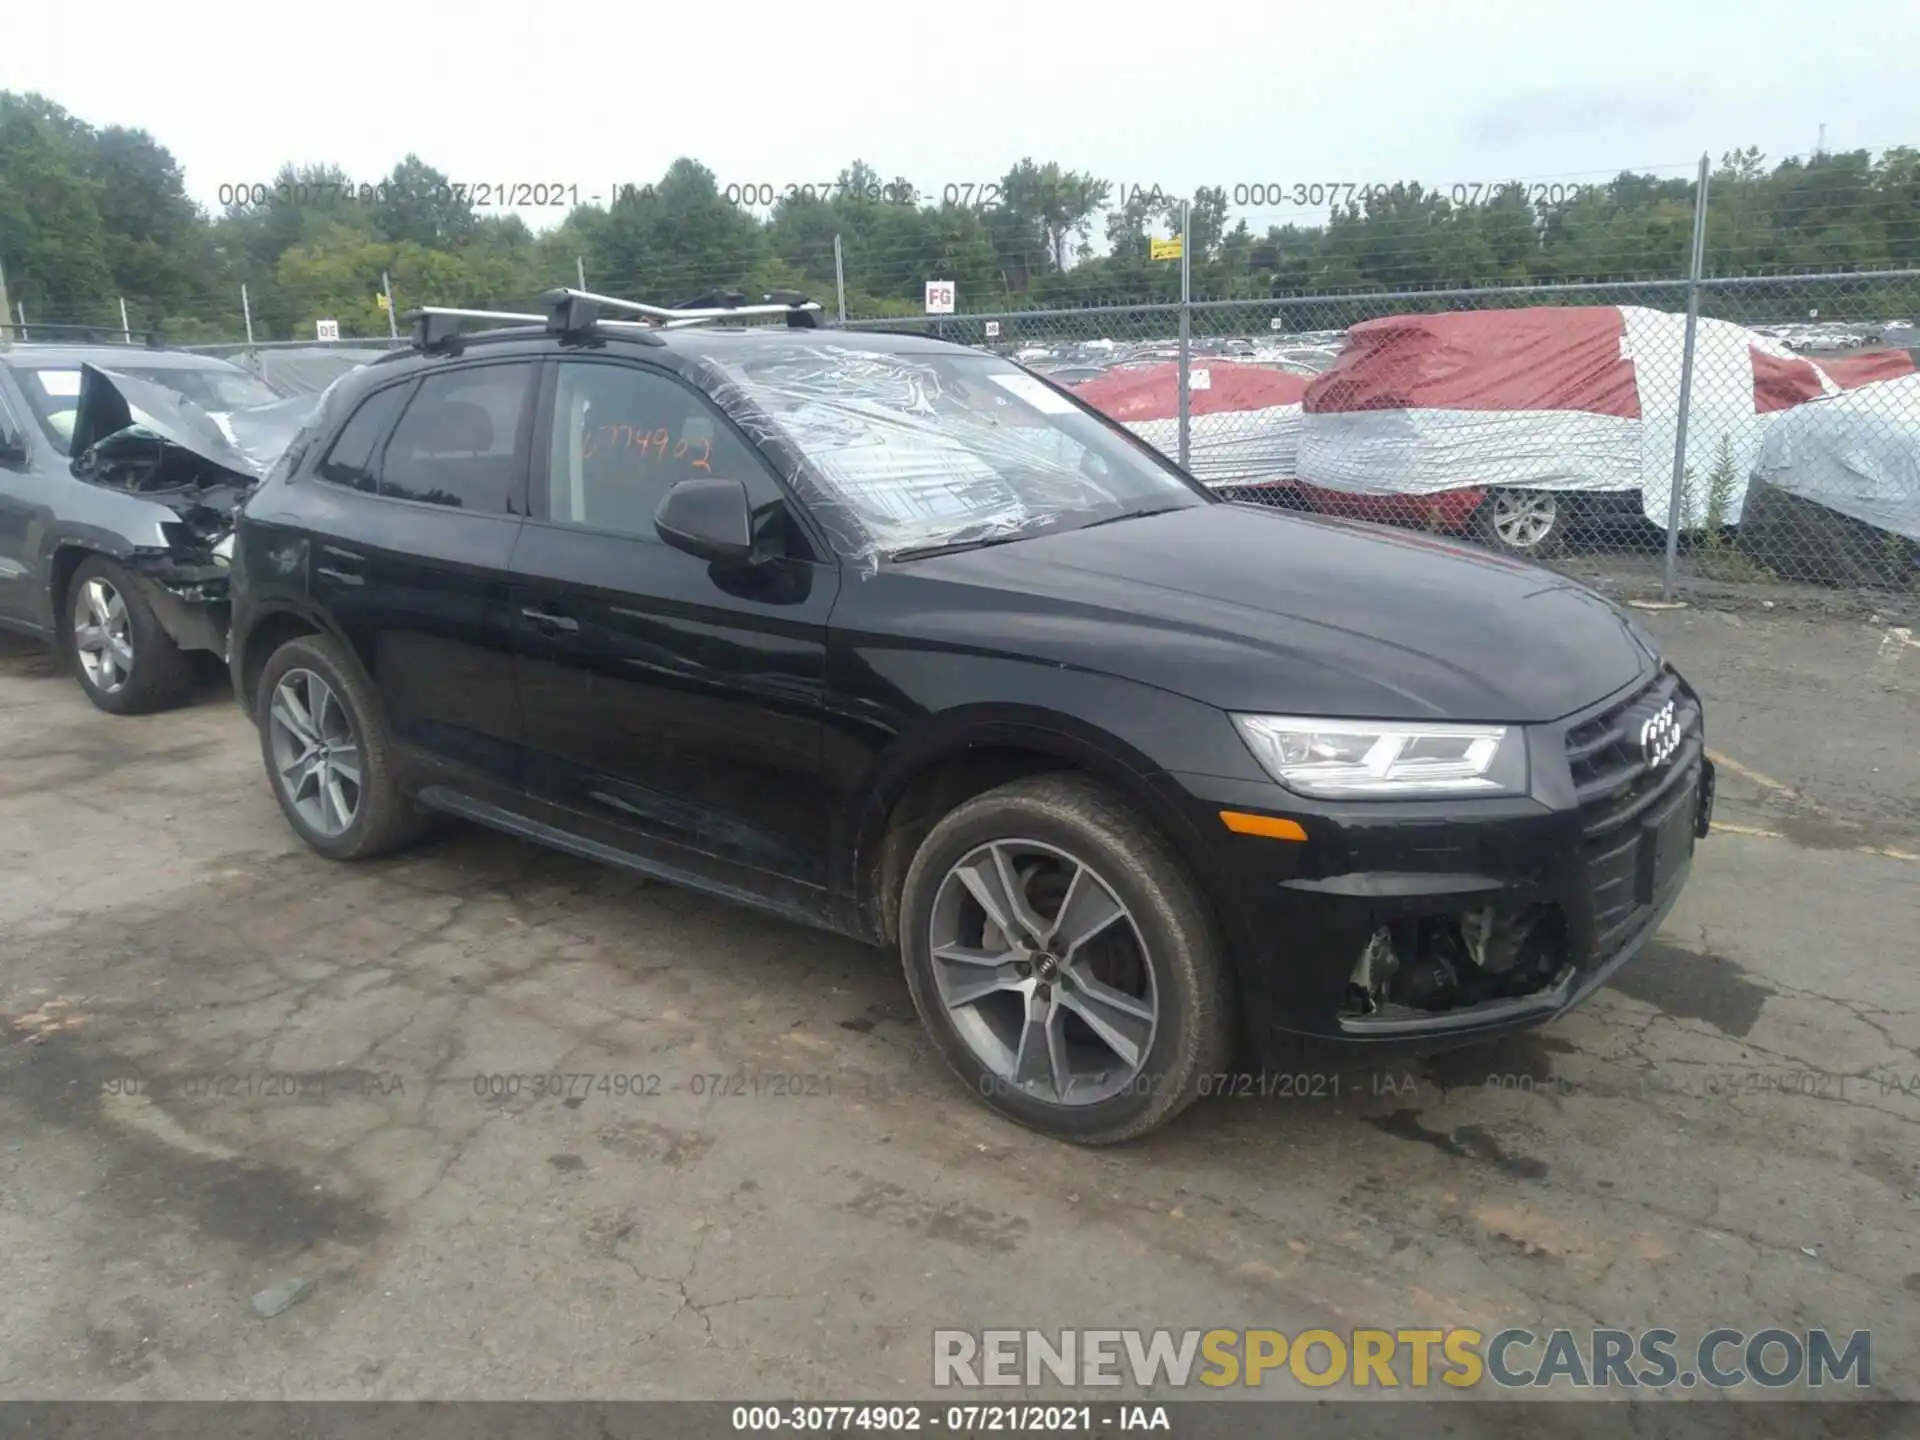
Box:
[520,606,580,633]
[315,565,364,586]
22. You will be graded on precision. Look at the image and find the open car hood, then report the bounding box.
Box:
[69,362,321,489]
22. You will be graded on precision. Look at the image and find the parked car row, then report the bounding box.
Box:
[1056,307,1920,571]
[0,292,1715,1144]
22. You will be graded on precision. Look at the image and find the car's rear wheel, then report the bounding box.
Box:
[897,773,1233,1144]
[65,555,194,715]
[256,633,421,861]
[1478,488,1568,555]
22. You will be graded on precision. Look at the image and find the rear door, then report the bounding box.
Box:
[0,371,42,628]
[509,355,841,915]
[305,359,539,808]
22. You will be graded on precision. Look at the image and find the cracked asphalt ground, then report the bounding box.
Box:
[0,605,1914,1425]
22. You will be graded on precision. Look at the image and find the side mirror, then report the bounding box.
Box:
[655,476,757,567]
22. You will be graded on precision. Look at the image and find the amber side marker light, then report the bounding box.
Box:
[1219,810,1308,841]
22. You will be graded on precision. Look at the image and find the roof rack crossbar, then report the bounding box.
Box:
[537,287,825,331]
[403,306,546,351]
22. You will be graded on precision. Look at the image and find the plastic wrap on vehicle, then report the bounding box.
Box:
[705,346,1126,572]
[1296,305,1850,527]
[1749,373,1920,542]
[1070,362,1308,486]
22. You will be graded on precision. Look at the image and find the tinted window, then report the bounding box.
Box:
[380,363,534,512]
[316,384,410,493]
[545,362,795,547]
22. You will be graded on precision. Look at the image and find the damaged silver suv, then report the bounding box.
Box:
[0,335,311,713]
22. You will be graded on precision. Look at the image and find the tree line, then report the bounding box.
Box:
[2,89,1917,344]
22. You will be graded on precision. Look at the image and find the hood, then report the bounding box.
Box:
[856,503,1652,723]
[70,363,321,489]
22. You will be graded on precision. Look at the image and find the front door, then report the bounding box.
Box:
[510,356,840,915]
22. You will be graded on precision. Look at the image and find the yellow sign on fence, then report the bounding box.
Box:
[1150,236,1183,261]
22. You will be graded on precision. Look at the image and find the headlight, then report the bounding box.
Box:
[211,532,235,566]
[1231,715,1529,798]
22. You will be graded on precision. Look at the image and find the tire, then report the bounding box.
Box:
[1477,488,1567,557]
[63,555,194,715]
[897,773,1234,1145]
[254,632,422,861]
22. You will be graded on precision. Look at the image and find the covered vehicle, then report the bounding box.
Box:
[1293,306,1856,554]
[1067,361,1309,495]
[1738,372,1920,587]
[0,343,320,713]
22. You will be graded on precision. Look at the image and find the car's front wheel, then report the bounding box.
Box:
[256,633,421,861]
[1479,488,1567,555]
[898,773,1234,1144]
[64,555,194,714]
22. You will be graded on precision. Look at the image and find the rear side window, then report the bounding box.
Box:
[315,385,409,493]
[379,363,535,513]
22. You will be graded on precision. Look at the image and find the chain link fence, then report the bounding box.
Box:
[848,273,1920,598]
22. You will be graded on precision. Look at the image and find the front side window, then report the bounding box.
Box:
[545,361,800,550]
[379,363,534,512]
[708,342,1208,563]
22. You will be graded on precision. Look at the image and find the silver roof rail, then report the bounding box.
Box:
[402,287,827,353]
[537,288,821,332]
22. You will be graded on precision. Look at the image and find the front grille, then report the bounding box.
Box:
[1565,668,1702,957]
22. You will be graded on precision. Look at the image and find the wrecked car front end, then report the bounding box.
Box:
[65,364,320,657]
[1177,666,1716,1064]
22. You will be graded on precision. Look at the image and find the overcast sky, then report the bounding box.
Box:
[5,0,1916,231]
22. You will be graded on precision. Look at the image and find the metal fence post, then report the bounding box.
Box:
[241,283,255,351]
[833,234,849,323]
[14,301,25,339]
[119,297,131,343]
[577,256,587,291]
[1662,154,1712,600]
[1177,199,1192,470]
[383,271,399,340]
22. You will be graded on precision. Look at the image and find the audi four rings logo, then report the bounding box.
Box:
[1640,701,1683,769]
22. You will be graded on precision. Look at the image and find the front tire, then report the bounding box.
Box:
[64,555,194,715]
[1478,488,1567,556]
[255,633,421,861]
[897,773,1234,1144]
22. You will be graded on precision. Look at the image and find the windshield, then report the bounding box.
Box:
[14,363,283,454]
[711,346,1208,564]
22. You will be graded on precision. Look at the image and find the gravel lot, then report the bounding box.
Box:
[0,604,1914,1428]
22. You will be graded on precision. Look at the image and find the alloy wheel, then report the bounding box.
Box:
[72,578,134,694]
[1491,490,1560,549]
[927,838,1159,1107]
[268,668,363,838]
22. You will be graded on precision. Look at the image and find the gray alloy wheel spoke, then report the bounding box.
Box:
[1494,492,1556,547]
[1058,968,1154,1071]
[928,837,1159,1108]
[1049,863,1125,957]
[269,668,359,838]
[931,942,1025,1009]
[328,743,363,788]
[1011,987,1070,1098]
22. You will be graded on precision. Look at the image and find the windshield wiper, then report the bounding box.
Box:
[888,531,1043,563]
[1074,504,1188,532]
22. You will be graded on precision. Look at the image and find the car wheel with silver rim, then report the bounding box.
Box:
[898,773,1233,1143]
[1479,488,1566,555]
[255,631,423,861]
[63,554,194,715]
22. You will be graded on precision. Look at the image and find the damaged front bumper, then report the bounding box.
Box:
[1175,669,1713,1065]
[130,552,233,657]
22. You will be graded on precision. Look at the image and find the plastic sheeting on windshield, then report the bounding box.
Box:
[705,345,1127,572]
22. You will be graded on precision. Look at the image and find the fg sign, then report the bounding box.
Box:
[924,281,956,315]
[316,319,340,341]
